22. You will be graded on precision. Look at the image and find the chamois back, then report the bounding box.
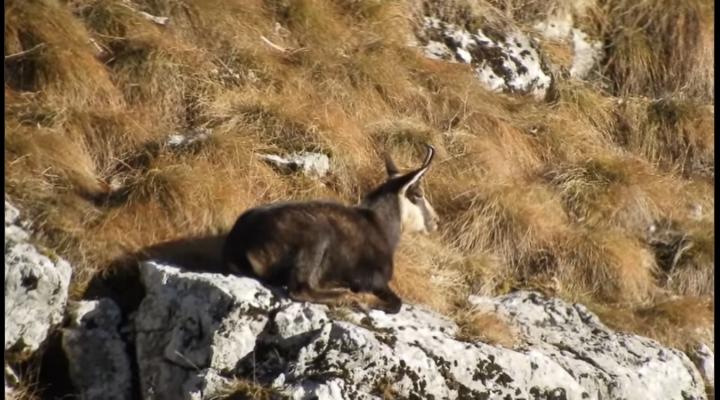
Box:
[222,144,438,313]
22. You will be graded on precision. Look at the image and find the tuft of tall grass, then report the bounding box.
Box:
[613,96,714,177]
[593,0,714,100]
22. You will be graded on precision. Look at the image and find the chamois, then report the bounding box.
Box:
[222,144,438,313]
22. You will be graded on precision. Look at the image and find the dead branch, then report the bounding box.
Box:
[4,43,46,62]
[118,2,169,26]
[260,35,307,56]
[260,35,289,53]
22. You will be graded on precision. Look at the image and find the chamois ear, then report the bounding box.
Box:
[384,152,400,177]
[398,144,435,195]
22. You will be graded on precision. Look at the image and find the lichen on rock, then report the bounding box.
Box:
[418,17,553,100]
[132,261,707,400]
[471,291,707,400]
[5,201,72,362]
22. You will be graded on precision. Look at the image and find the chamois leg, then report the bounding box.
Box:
[287,243,379,311]
[288,278,371,311]
[288,287,361,308]
[288,238,329,289]
[288,285,399,314]
[332,286,402,314]
[353,268,402,314]
[287,240,357,307]
[290,271,369,310]
[370,286,402,314]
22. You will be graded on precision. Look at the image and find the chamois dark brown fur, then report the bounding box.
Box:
[222,145,438,313]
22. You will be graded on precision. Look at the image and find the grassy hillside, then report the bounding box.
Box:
[4,0,714,395]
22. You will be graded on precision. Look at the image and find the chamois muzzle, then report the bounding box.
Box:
[398,144,439,235]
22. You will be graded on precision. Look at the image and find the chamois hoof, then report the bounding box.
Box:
[378,300,402,314]
[373,289,402,314]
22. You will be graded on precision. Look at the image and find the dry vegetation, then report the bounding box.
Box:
[3,362,41,400]
[4,386,40,400]
[455,306,519,349]
[4,0,714,391]
[211,378,286,400]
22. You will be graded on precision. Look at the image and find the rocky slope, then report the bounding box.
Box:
[4,202,713,399]
[123,261,707,400]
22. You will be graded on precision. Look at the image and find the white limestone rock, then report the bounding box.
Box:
[532,11,603,80]
[5,201,72,361]
[5,201,20,226]
[258,152,331,179]
[690,343,714,390]
[133,261,706,400]
[419,17,553,100]
[569,28,603,80]
[470,291,707,400]
[167,127,212,148]
[134,261,283,400]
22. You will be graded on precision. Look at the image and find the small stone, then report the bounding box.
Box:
[258,152,331,179]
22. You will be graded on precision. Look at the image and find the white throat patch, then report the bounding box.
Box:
[399,195,427,233]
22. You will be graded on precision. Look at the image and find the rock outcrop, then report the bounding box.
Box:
[62,299,133,400]
[5,201,72,361]
[417,17,553,100]
[415,8,604,99]
[132,261,707,400]
[469,293,705,399]
[690,343,714,392]
[133,261,279,400]
[532,12,603,80]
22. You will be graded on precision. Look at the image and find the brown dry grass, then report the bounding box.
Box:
[590,295,714,354]
[4,363,41,400]
[648,218,715,297]
[455,308,519,349]
[4,386,40,400]
[612,96,714,178]
[591,0,714,100]
[211,378,285,400]
[391,235,467,314]
[4,0,714,387]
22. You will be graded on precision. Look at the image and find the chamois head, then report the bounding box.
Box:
[385,145,439,234]
[362,144,439,236]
